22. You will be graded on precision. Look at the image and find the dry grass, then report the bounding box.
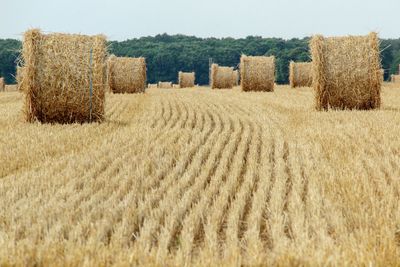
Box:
[289,61,312,88]
[211,64,234,89]
[240,55,275,92]
[107,55,146,93]
[178,72,195,88]
[21,29,107,123]
[310,33,381,110]
[1,85,400,266]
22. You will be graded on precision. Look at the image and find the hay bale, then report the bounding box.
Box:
[5,85,18,92]
[22,29,107,123]
[310,33,381,110]
[232,70,239,86]
[107,55,146,93]
[240,55,275,92]
[158,82,172,88]
[0,78,4,92]
[391,74,400,83]
[178,71,195,88]
[211,64,234,89]
[289,61,312,88]
[16,66,26,92]
[172,84,180,89]
[147,83,157,88]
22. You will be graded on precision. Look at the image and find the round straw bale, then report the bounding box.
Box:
[158,82,172,88]
[391,74,400,83]
[289,61,312,88]
[22,29,107,123]
[16,66,26,92]
[5,85,18,92]
[211,64,234,89]
[147,83,157,88]
[310,33,381,110]
[0,78,4,92]
[107,55,146,93]
[240,55,275,92]
[172,84,180,89]
[178,71,195,88]
[232,70,239,86]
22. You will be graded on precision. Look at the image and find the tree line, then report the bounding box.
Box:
[1,34,400,85]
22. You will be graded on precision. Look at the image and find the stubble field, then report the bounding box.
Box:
[1,85,400,266]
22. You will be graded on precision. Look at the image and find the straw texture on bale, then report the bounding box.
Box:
[240,55,275,92]
[22,29,107,123]
[16,66,26,92]
[232,70,239,86]
[158,82,172,88]
[391,75,400,83]
[107,55,146,93]
[310,33,381,110]
[0,78,4,92]
[178,71,195,88]
[289,61,312,88]
[211,64,234,89]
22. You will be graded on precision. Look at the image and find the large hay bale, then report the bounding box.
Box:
[310,33,381,110]
[232,70,239,86]
[211,64,234,89]
[240,55,275,92]
[0,78,4,92]
[22,29,107,123]
[107,55,146,93]
[158,82,172,88]
[289,61,312,88]
[178,71,195,88]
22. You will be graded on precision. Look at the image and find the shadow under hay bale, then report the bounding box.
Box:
[310,33,381,110]
[211,64,234,89]
[289,61,312,88]
[158,82,172,88]
[178,71,195,88]
[107,55,146,93]
[22,29,107,123]
[240,55,275,92]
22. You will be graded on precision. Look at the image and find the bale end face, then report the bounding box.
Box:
[211,64,234,89]
[22,29,107,123]
[289,61,312,88]
[0,78,5,92]
[240,55,275,92]
[310,32,381,110]
[178,71,195,88]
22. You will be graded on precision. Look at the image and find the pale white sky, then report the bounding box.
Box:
[1,0,399,40]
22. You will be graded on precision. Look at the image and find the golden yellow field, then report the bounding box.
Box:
[1,85,400,266]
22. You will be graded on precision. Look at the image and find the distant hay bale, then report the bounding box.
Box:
[5,85,18,92]
[310,33,381,110]
[240,55,275,92]
[158,82,172,88]
[178,71,195,88]
[172,84,180,89]
[147,83,157,88]
[289,61,312,88]
[211,64,234,89]
[22,29,107,123]
[232,70,239,86]
[0,78,4,92]
[391,74,400,83]
[107,55,146,93]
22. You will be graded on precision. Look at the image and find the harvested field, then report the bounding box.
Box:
[1,84,400,266]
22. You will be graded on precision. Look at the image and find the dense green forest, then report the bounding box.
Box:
[1,34,400,85]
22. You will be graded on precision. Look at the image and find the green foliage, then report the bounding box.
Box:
[1,34,400,84]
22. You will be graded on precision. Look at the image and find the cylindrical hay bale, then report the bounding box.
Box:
[0,78,4,92]
[107,55,146,93]
[178,71,195,88]
[172,84,180,89]
[158,82,172,88]
[211,64,234,89]
[5,85,17,92]
[232,70,239,86]
[289,61,312,88]
[240,55,275,92]
[22,29,107,123]
[147,83,157,88]
[391,74,400,83]
[310,33,381,110]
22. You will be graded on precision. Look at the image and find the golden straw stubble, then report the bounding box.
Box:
[22,29,107,123]
[310,32,381,110]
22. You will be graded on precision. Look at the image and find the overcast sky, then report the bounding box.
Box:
[2,0,399,41]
